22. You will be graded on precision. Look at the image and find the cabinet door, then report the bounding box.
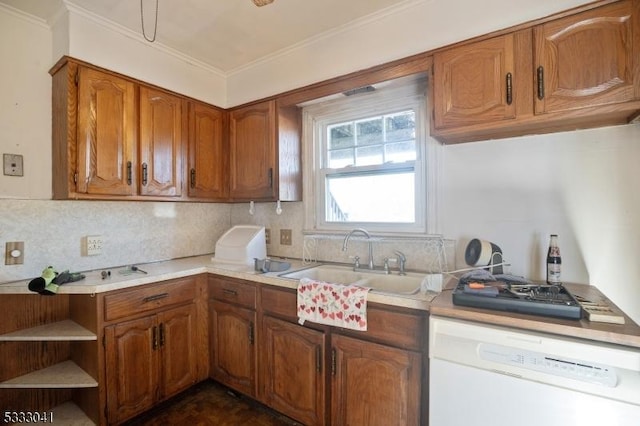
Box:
[76,66,136,195]
[534,0,640,114]
[139,86,184,197]
[331,334,421,426]
[261,316,326,426]
[229,100,277,200]
[209,301,256,396]
[158,304,198,399]
[188,102,228,199]
[433,34,516,129]
[105,315,159,424]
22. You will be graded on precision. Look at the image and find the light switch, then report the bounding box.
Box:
[3,154,24,176]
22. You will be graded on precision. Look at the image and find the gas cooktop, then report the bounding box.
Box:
[452,279,582,320]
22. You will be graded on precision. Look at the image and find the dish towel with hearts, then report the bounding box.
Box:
[297,277,370,331]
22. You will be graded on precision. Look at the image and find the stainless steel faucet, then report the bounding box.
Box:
[394,250,407,275]
[342,228,374,270]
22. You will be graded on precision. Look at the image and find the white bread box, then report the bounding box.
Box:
[212,225,267,266]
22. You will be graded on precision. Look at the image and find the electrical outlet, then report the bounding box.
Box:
[86,235,103,256]
[280,229,292,246]
[5,241,24,265]
[265,228,271,245]
[3,154,24,176]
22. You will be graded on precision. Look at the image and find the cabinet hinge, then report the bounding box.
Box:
[102,334,106,348]
[74,70,79,86]
[73,171,78,184]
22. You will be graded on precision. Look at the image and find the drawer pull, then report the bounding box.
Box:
[143,293,169,303]
[222,288,238,297]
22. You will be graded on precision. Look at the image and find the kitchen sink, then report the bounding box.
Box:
[279,264,429,295]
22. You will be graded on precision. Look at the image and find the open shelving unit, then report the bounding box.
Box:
[0,294,100,425]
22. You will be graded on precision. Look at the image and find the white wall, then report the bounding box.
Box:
[442,125,640,323]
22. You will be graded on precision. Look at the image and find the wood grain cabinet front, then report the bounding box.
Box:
[105,303,198,424]
[431,0,640,143]
[228,100,301,201]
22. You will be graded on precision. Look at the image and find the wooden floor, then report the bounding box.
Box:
[123,380,301,426]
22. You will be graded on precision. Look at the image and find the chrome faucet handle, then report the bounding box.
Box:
[383,258,391,274]
[393,250,407,275]
[349,255,360,270]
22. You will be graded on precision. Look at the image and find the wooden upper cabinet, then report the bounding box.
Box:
[229,100,302,201]
[229,100,277,200]
[76,66,137,196]
[534,0,640,114]
[139,87,184,197]
[187,101,228,200]
[433,34,517,129]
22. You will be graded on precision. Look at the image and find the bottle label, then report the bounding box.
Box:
[547,263,561,283]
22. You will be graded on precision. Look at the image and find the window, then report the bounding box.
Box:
[302,76,439,235]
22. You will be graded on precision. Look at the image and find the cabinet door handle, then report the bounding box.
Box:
[268,168,273,188]
[331,348,337,377]
[143,293,169,303]
[222,288,238,297]
[126,161,132,185]
[506,72,513,105]
[537,66,545,100]
[152,325,158,350]
[159,323,165,347]
[249,321,254,345]
[316,345,322,373]
[142,163,148,186]
[190,168,196,188]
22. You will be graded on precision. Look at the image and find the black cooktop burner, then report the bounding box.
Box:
[452,280,582,320]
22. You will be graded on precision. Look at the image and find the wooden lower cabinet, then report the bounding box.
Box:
[260,315,326,425]
[331,334,422,426]
[105,303,198,424]
[209,300,257,396]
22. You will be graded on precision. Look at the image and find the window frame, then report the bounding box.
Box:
[302,79,440,236]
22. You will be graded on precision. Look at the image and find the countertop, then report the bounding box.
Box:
[2,255,639,348]
[0,254,437,311]
[430,281,640,349]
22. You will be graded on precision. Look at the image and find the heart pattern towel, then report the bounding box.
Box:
[297,277,370,331]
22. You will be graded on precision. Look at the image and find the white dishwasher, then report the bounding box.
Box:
[429,316,640,426]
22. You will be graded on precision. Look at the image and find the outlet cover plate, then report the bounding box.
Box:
[86,235,103,256]
[280,229,292,246]
[3,154,24,176]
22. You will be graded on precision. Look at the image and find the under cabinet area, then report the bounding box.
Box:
[431,0,640,143]
[0,294,99,424]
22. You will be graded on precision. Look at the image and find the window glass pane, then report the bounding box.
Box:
[385,111,415,143]
[355,145,383,166]
[385,141,416,163]
[356,117,383,146]
[328,123,354,150]
[326,170,415,223]
[328,148,354,168]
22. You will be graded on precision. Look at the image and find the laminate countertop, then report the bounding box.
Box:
[0,254,438,311]
[430,280,640,349]
[2,255,638,348]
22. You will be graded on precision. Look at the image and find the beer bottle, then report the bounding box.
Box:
[546,234,561,284]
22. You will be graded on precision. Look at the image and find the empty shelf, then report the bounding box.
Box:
[0,360,98,388]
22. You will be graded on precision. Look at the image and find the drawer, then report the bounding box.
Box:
[261,285,426,351]
[104,277,197,322]
[261,285,297,320]
[209,276,256,309]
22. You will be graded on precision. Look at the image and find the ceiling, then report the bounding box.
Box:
[0,0,413,73]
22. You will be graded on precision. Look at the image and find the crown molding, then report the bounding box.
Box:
[62,0,227,78]
[0,2,50,29]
